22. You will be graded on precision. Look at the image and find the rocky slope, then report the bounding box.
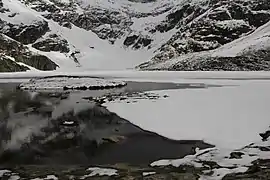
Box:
[0,0,270,72]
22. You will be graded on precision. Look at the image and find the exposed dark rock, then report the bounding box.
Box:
[70,50,81,65]
[223,159,270,180]
[0,34,57,71]
[0,20,49,44]
[124,35,139,46]
[61,21,72,29]
[169,56,270,71]
[140,48,270,71]
[0,55,29,72]
[230,152,245,159]
[248,11,270,27]
[1,0,270,72]
[43,7,133,43]
[17,55,59,71]
[259,130,270,141]
[32,34,70,53]
[208,9,232,21]
[30,2,60,13]
[124,35,152,49]
[146,0,270,68]
[258,146,270,151]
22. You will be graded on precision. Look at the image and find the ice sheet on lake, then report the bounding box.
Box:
[106,80,270,149]
[105,78,270,179]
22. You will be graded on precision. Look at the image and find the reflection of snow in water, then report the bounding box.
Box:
[5,115,49,150]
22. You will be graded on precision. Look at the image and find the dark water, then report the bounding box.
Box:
[0,81,214,166]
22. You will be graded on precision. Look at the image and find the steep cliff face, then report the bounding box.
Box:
[138,0,270,70]
[0,0,270,72]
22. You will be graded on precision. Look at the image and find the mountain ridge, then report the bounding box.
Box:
[0,0,270,72]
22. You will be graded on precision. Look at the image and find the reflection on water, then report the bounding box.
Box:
[0,81,213,165]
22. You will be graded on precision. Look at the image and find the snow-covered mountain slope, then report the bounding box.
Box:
[139,20,270,70]
[0,0,270,72]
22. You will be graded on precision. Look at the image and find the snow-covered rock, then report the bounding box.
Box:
[139,20,270,71]
[81,167,118,179]
[19,76,127,90]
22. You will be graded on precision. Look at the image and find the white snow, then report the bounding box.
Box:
[100,73,270,179]
[19,76,126,90]
[0,0,180,71]
[44,175,58,180]
[215,20,249,31]
[63,121,74,125]
[142,172,156,176]
[80,167,117,179]
[151,137,270,180]
[0,0,214,71]
[143,17,270,70]
[9,175,21,180]
[77,0,176,14]
[1,71,270,179]
[0,0,42,25]
[212,20,270,57]
[0,170,11,177]
[1,0,270,71]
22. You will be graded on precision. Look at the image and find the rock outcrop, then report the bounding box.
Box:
[140,0,270,70]
[0,34,58,71]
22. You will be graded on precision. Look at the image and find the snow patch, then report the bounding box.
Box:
[9,175,21,180]
[63,121,74,125]
[0,170,11,177]
[142,172,156,176]
[215,20,249,31]
[80,167,117,179]
[152,137,270,180]
[212,21,270,57]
